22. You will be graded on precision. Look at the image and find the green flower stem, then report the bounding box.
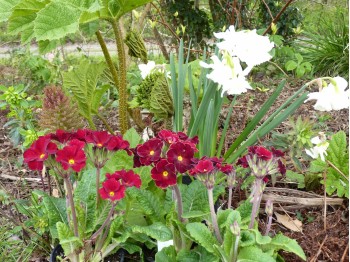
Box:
[228,187,233,209]
[172,184,184,222]
[109,19,128,135]
[91,201,117,241]
[63,177,79,238]
[264,215,273,236]
[96,166,101,207]
[232,234,240,262]
[249,178,262,229]
[208,188,223,243]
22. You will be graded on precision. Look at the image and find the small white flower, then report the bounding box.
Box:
[214,25,274,74]
[138,61,156,79]
[200,54,252,96]
[305,133,329,161]
[305,76,349,111]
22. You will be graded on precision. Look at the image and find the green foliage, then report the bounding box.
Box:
[285,53,312,78]
[62,60,109,128]
[258,0,304,38]
[131,223,173,242]
[286,170,305,189]
[0,84,40,148]
[57,222,83,257]
[186,222,220,254]
[309,131,349,198]
[125,30,148,63]
[134,72,174,120]
[298,11,349,78]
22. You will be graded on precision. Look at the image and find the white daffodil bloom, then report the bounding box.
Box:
[214,25,274,74]
[305,76,349,111]
[138,61,156,79]
[200,54,252,96]
[305,134,329,161]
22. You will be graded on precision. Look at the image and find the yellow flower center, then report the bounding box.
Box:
[177,156,183,161]
[97,143,103,147]
[163,171,169,177]
[203,169,207,172]
[68,159,75,165]
[109,191,115,197]
[39,153,45,159]
[150,150,155,156]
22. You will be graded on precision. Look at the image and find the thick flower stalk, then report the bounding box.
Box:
[237,146,285,229]
[264,199,273,236]
[190,157,233,243]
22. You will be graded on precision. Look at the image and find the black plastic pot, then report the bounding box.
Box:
[50,244,64,262]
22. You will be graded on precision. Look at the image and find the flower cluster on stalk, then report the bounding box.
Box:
[23,129,137,201]
[237,146,286,181]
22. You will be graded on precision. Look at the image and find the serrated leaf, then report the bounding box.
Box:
[123,127,141,147]
[240,231,255,247]
[264,233,306,261]
[106,0,152,19]
[94,200,112,229]
[42,194,67,239]
[286,170,305,189]
[155,245,176,262]
[0,0,21,22]
[38,39,60,54]
[57,222,83,256]
[62,60,106,124]
[309,159,327,173]
[132,223,172,241]
[186,222,220,254]
[181,180,210,216]
[60,0,102,12]
[176,250,200,262]
[182,210,210,219]
[102,150,133,174]
[133,165,152,189]
[237,246,275,262]
[34,2,81,41]
[236,200,252,224]
[150,74,174,119]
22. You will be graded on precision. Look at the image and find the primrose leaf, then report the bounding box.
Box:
[186,222,220,254]
[237,246,275,262]
[131,223,172,241]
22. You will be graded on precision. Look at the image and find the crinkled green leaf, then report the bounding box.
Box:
[60,0,101,12]
[237,246,275,262]
[102,150,133,175]
[38,39,60,54]
[236,200,252,224]
[131,223,172,241]
[123,127,141,147]
[34,1,81,41]
[186,222,220,254]
[264,233,306,261]
[0,0,21,22]
[57,222,83,256]
[286,170,305,189]
[106,0,153,19]
[155,245,176,262]
[42,194,67,239]
[240,230,255,247]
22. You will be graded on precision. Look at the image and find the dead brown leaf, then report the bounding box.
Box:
[275,212,303,232]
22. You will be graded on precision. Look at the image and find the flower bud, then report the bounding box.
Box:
[230,221,240,236]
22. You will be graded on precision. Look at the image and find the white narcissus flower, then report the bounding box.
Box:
[200,54,252,96]
[305,134,329,161]
[138,61,156,79]
[214,25,274,75]
[305,76,349,111]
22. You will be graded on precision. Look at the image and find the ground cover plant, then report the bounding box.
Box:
[0,0,349,261]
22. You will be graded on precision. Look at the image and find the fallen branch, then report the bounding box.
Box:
[262,194,343,207]
[0,173,47,183]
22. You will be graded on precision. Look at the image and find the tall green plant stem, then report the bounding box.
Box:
[172,184,184,222]
[228,187,233,209]
[249,178,262,229]
[96,113,115,135]
[208,188,222,243]
[109,19,128,135]
[63,177,79,238]
[91,201,117,241]
[96,166,101,207]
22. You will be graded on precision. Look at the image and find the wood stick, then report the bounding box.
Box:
[262,194,343,206]
[341,243,349,262]
[310,235,328,262]
[0,174,46,183]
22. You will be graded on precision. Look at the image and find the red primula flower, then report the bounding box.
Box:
[106,135,131,155]
[68,139,85,150]
[192,159,214,174]
[74,129,92,142]
[254,146,273,161]
[85,130,112,149]
[218,163,234,175]
[99,178,126,201]
[157,130,179,145]
[23,136,58,170]
[271,147,284,158]
[106,170,141,188]
[151,159,177,188]
[50,130,74,144]
[166,141,194,173]
[237,155,249,168]
[137,138,163,165]
[278,160,286,175]
[56,144,86,172]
